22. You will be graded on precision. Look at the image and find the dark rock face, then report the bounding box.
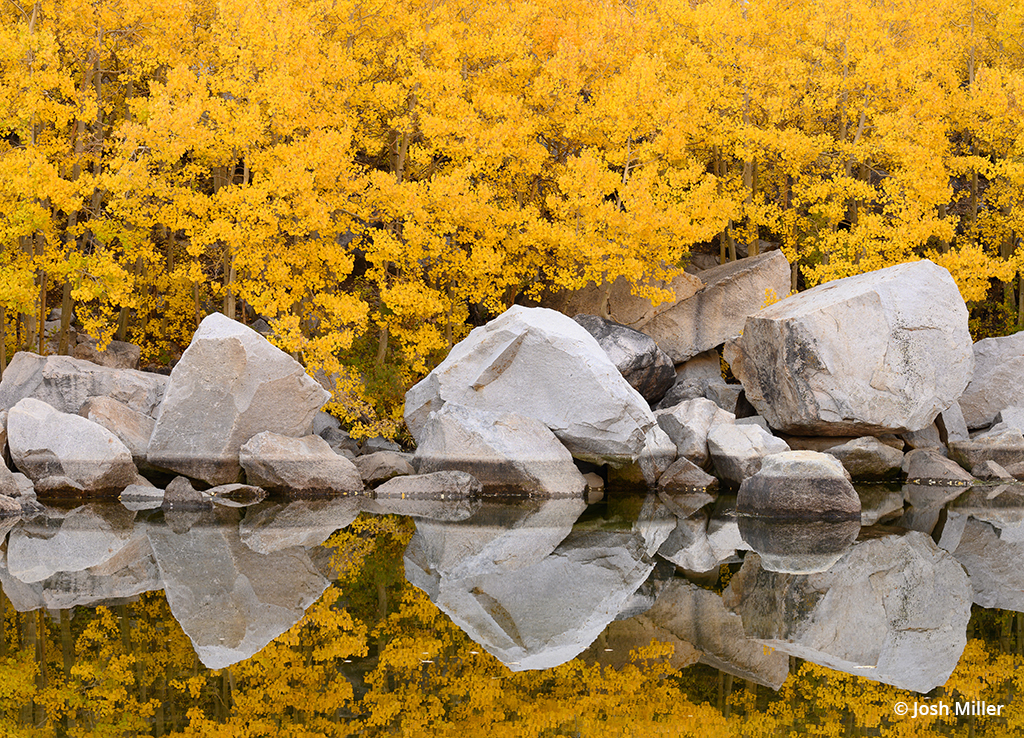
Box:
[737,517,860,573]
[737,451,860,521]
[573,315,676,405]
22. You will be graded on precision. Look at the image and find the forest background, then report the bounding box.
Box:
[3,0,1024,439]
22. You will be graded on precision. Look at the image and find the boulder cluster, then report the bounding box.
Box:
[0,313,426,509]
[0,253,1020,520]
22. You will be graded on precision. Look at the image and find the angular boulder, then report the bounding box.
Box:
[404,306,655,464]
[0,351,167,416]
[641,251,792,363]
[413,404,586,497]
[949,428,1024,474]
[723,533,972,693]
[239,432,363,494]
[959,333,1024,429]
[737,451,860,520]
[8,397,138,492]
[823,436,903,480]
[147,313,330,485]
[656,397,734,467]
[79,396,156,469]
[541,271,704,330]
[733,260,973,436]
[374,470,482,500]
[573,314,675,405]
[72,336,142,370]
[707,422,790,485]
[352,451,415,486]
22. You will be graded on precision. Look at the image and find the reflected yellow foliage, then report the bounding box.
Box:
[0,514,1022,736]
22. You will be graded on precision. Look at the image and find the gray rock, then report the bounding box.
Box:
[72,336,142,370]
[941,485,1024,544]
[824,436,904,480]
[311,411,341,436]
[637,425,677,486]
[641,251,792,363]
[972,460,1014,480]
[353,451,415,486]
[901,423,944,450]
[413,404,586,497]
[705,384,744,415]
[938,403,970,443]
[723,533,972,693]
[161,476,212,511]
[147,507,330,668]
[780,434,905,453]
[707,422,790,486]
[0,463,33,499]
[656,397,734,467]
[8,398,137,492]
[239,432,363,494]
[644,579,790,689]
[147,313,331,485]
[319,427,360,456]
[404,498,587,589]
[902,448,974,484]
[949,429,1024,473]
[541,271,704,330]
[0,351,167,416]
[657,457,718,492]
[360,436,402,455]
[79,396,156,468]
[374,470,482,500]
[238,497,362,553]
[733,260,973,436]
[404,306,656,465]
[959,333,1024,429]
[737,451,860,520]
[898,483,968,535]
[6,504,137,583]
[573,314,675,404]
[994,406,1024,432]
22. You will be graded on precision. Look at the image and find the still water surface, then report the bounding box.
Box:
[0,487,1021,736]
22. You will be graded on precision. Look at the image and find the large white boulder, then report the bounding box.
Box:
[147,313,331,485]
[404,306,655,464]
[8,398,138,492]
[413,404,587,497]
[0,351,167,416]
[732,260,973,436]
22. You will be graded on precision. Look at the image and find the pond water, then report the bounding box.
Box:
[0,486,1021,737]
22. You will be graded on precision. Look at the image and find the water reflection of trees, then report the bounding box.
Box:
[1,514,1023,736]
